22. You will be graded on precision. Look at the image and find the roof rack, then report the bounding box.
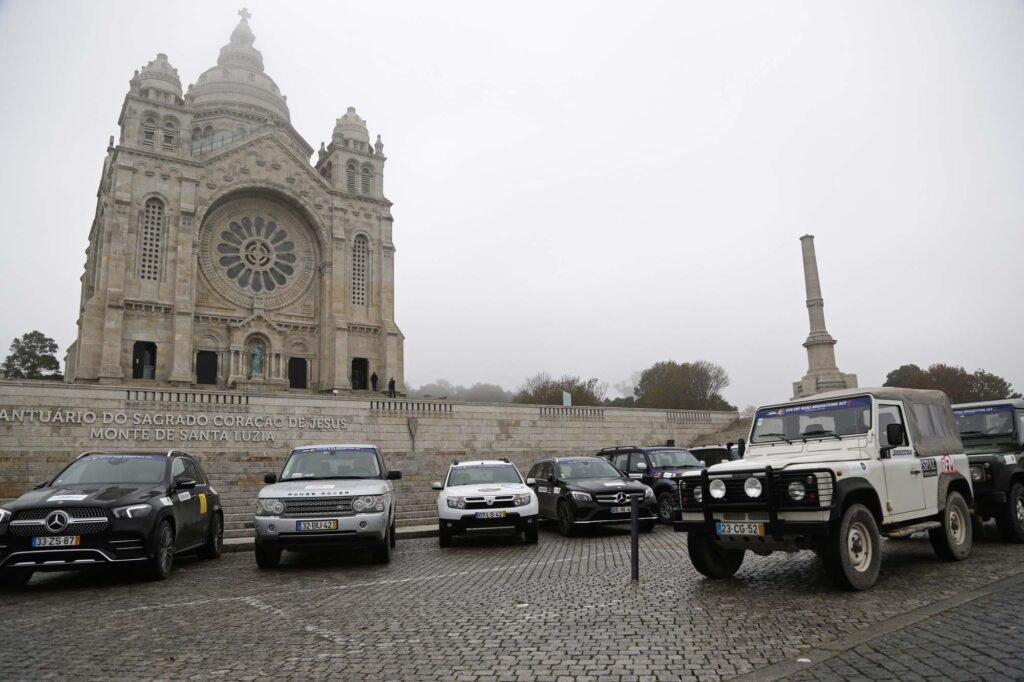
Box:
[500,457,511,463]
[597,445,640,453]
[452,458,460,465]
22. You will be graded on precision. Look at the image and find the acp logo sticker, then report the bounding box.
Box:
[921,458,938,478]
[941,455,957,474]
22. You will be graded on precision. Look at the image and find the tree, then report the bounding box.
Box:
[883,363,1021,402]
[1,331,63,381]
[634,360,735,411]
[513,372,606,406]
[408,380,513,402]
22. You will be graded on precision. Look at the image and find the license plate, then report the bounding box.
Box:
[474,510,507,519]
[295,520,338,531]
[716,522,764,536]
[611,506,631,514]
[32,536,80,547]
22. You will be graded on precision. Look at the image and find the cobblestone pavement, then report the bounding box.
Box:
[1,524,1023,681]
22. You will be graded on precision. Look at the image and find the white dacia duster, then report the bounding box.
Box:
[433,459,539,547]
[675,388,973,590]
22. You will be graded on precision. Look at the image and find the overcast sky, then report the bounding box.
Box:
[0,0,1021,408]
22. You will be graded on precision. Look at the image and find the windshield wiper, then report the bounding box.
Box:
[759,432,793,444]
[959,430,983,435]
[802,429,843,441]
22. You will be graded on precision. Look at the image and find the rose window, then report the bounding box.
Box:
[217,216,296,293]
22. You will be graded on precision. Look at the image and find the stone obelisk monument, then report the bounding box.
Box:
[792,235,857,399]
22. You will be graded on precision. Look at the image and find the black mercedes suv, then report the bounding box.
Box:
[0,450,223,587]
[597,445,704,523]
[525,456,657,536]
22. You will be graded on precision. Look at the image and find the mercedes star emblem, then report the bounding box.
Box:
[45,509,70,534]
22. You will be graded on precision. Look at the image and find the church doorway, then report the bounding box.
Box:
[351,358,369,390]
[288,357,308,389]
[132,341,157,380]
[196,351,218,385]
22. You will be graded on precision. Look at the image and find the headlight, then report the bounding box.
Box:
[788,481,806,501]
[256,498,285,516]
[643,487,654,499]
[709,479,727,499]
[446,496,467,509]
[571,491,592,503]
[352,495,386,513]
[970,466,983,482]
[113,504,152,519]
[0,508,11,524]
[513,493,531,506]
[693,485,703,503]
[744,477,763,498]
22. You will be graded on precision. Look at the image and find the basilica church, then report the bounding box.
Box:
[65,9,404,394]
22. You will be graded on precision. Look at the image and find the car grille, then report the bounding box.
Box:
[594,493,642,505]
[705,471,834,508]
[9,507,109,536]
[465,497,516,510]
[282,498,353,517]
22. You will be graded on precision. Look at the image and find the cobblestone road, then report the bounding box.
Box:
[1,524,1023,681]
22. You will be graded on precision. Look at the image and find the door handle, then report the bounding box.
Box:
[910,469,921,475]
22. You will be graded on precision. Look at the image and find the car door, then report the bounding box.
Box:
[183,457,212,540]
[878,401,925,519]
[535,461,558,517]
[626,452,653,486]
[170,456,201,547]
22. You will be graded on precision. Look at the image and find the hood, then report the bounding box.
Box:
[704,453,857,475]
[962,439,1020,456]
[568,477,650,495]
[259,478,389,498]
[7,483,164,510]
[445,483,529,496]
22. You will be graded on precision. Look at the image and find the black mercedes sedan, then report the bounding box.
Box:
[0,450,223,587]
[525,456,658,536]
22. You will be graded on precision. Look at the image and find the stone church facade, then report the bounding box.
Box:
[65,10,404,394]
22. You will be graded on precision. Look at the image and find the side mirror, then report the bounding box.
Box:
[700,460,707,467]
[387,470,403,480]
[264,473,278,485]
[33,480,49,490]
[636,462,648,471]
[526,477,536,486]
[737,438,746,458]
[430,481,443,491]
[886,423,906,448]
[548,475,556,483]
[176,478,197,490]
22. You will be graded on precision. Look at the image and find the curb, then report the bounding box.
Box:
[222,524,438,553]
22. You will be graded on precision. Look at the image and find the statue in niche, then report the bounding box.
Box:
[250,343,264,377]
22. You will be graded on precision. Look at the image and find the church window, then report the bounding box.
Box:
[162,121,177,151]
[139,198,164,280]
[361,166,372,194]
[191,127,202,154]
[142,118,156,147]
[346,163,357,193]
[352,235,368,306]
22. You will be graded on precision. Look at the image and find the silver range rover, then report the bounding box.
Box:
[253,444,401,568]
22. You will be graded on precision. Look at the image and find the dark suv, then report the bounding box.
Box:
[0,451,223,587]
[597,446,703,523]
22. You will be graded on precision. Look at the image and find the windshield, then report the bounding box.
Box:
[281,448,381,480]
[648,449,701,468]
[752,396,872,443]
[954,405,1016,438]
[560,459,623,480]
[53,455,167,485]
[447,465,522,486]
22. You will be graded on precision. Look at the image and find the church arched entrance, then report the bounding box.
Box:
[132,341,156,379]
[288,357,307,389]
[351,358,369,390]
[196,350,218,385]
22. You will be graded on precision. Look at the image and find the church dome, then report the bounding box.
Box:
[138,53,182,98]
[188,10,290,122]
[333,107,370,144]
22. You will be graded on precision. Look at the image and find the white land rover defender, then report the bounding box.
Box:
[675,388,973,590]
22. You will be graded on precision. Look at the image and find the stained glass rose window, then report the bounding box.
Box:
[217,216,296,293]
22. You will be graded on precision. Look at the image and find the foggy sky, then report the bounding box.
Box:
[0,0,1021,408]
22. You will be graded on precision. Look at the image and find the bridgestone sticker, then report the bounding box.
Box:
[921,458,938,478]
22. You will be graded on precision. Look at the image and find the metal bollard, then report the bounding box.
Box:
[630,495,639,582]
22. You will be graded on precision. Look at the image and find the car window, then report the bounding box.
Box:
[448,465,522,486]
[539,462,553,480]
[171,457,186,481]
[559,459,623,479]
[53,455,167,486]
[628,453,647,473]
[282,447,381,480]
[878,404,909,446]
[183,458,204,484]
[610,453,629,471]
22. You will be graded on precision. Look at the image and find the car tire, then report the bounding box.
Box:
[656,492,676,524]
[438,521,452,548]
[557,501,576,537]
[825,503,881,590]
[930,491,972,560]
[687,533,744,579]
[524,522,538,544]
[640,520,655,533]
[197,512,224,560]
[371,525,393,564]
[255,546,281,569]
[996,483,1024,543]
[150,519,175,580]
[0,569,33,588]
